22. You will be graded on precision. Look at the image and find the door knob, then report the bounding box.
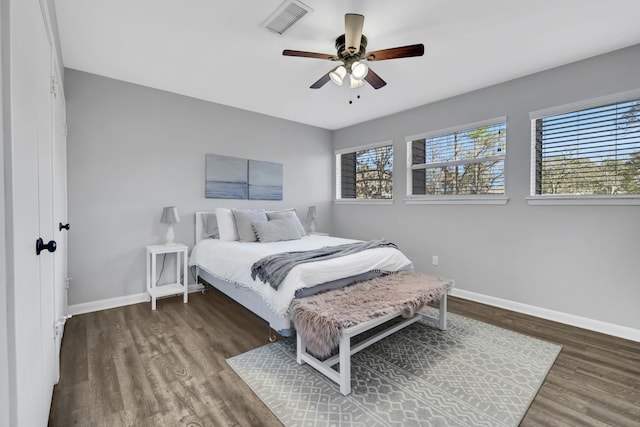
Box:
[36,238,57,255]
[59,222,70,231]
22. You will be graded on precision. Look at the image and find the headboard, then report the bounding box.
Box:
[194,211,213,245]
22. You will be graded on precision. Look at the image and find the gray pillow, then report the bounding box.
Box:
[201,213,219,239]
[253,218,302,243]
[232,209,268,242]
[266,209,306,236]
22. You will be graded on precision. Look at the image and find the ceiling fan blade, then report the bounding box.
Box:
[310,71,332,89]
[344,13,365,54]
[283,50,338,60]
[364,68,387,89]
[366,44,425,61]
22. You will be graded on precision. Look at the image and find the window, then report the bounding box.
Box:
[532,98,640,197]
[336,143,393,200]
[407,118,506,196]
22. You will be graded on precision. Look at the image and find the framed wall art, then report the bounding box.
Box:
[205,154,283,200]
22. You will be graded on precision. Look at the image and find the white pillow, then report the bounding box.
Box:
[215,208,239,241]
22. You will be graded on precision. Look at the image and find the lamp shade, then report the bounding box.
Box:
[306,206,318,233]
[329,65,347,86]
[349,75,365,88]
[350,61,369,80]
[160,206,180,224]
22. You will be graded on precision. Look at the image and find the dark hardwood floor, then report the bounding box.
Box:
[448,299,640,427]
[49,290,640,426]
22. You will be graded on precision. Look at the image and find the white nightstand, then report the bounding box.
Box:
[146,243,189,310]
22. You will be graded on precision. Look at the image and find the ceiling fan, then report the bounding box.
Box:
[283,13,424,90]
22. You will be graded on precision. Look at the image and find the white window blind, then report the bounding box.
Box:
[337,144,393,199]
[409,120,506,196]
[533,99,640,196]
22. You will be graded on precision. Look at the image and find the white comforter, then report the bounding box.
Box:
[189,235,412,316]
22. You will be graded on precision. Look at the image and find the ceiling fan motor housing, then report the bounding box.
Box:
[335,34,367,60]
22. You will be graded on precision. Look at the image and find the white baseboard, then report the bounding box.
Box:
[451,288,640,343]
[67,284,205,316]
[67,284,639,342]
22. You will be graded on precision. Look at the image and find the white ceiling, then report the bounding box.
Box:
[54,0,640,130]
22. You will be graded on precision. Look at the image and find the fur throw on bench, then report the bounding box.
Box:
[289,272,450,358]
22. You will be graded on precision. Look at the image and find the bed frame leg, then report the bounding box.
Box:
[339,333,351,395]
[267,326,277,343]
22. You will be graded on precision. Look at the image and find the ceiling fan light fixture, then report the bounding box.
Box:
[329,65,347,86]
[349,75,365,88]
[351,61,369,80]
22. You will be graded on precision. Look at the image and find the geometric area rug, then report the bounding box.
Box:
[227,307,561,427]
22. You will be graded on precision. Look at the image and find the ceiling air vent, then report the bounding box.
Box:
[262,0,313,35]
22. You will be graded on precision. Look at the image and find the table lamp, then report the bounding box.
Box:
[160,206,180,245]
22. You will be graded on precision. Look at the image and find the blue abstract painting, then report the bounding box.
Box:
[205,154,283,200]
[249,160,283,200]
[205,154,248,199]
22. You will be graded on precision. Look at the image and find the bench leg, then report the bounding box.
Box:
[296,333,304,365]
[438,292,447,330]
[339,333,351,395]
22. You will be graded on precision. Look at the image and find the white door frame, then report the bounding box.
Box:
[51,60,69,381]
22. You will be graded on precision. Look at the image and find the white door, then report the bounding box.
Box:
[8,0,59,423]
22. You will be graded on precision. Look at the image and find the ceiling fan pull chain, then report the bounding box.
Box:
[348,87,362,104]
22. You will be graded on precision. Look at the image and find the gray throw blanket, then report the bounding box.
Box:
[251,239,398,290]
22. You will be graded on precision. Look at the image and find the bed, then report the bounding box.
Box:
[190,209,414,336]
[191,209,454,395]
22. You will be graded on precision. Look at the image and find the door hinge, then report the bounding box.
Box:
[63,124,68,137]
[65,276,72,290]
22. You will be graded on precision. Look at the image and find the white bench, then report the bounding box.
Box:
[295,279,451,396]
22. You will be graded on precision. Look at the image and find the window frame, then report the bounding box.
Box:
[405,117,509,205]
[334,140,394,204]
[528,89,640,206]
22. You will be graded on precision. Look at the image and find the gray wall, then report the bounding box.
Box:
[65,69,332,305]
[332,45,640,330]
